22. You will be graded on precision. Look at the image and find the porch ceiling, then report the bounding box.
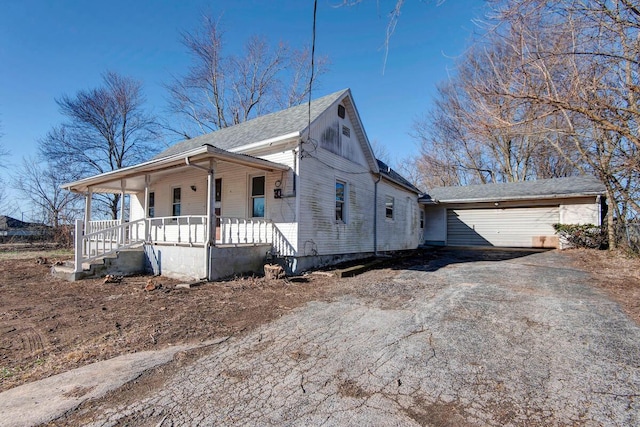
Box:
[62,144,290,194]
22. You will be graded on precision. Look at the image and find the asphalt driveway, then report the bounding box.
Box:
[58,249,640,426]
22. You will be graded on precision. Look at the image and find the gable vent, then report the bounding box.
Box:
[337,104,346,118]
[342,125,351,138]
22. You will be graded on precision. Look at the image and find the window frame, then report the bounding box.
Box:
[385,195,394,220]
[172,187,181,217]
[335,179,347,223]
[250,175,266,218]
[148,191,155,218]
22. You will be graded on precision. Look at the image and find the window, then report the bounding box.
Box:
[215,178,222,202]
[251,176,265,217]
[172,187,181,216]
[385,196,394,219]
[336,180,346,222]
[420,209,425,228]
[148,192,155,218]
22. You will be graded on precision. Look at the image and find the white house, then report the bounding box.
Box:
[58,89,423,281]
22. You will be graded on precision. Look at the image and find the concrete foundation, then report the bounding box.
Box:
[144,245,207,281]
[209,244,271,280]
[274,252,376,275]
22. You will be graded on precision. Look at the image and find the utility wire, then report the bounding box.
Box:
[306,0,318,142]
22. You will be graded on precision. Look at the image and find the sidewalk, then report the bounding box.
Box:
[0,340,221,427]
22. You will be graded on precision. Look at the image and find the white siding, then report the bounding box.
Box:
[130,194,145,221]
[314,102,368,167]
[376,181,422,251]
[298,148,375,256]
[560,199,601,225]
[297,105,420,256]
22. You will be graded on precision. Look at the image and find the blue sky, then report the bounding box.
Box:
[0,0,486,216]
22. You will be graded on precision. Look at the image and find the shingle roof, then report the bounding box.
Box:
[155,89,350,159]
[420,175,606,203]
[376,159,421,194]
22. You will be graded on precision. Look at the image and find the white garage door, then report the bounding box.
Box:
[447,207,559,248]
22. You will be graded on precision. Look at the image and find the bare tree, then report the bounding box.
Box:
[479,0,640,246]
[167,15,328,137]
[12,157,82,227]
[0,120,10,213]
[40,72,160,219]
[370,139,392,164]
[412,36,581,189]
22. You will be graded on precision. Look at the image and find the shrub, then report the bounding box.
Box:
[553,223,608,249]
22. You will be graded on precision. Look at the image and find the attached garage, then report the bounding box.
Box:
[421,176,606,249]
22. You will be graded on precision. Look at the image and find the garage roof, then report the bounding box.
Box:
[420,175,606,204]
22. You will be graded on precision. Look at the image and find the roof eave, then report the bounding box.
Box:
[62,145,289,193]
[380,174,421,195]
[423,191,605,204]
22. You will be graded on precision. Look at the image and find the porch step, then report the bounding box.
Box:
[51,249,146,282]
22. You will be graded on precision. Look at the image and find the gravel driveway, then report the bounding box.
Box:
[67,249,640,426]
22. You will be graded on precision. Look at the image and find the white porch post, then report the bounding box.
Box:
[120,179,126,243]
[205,161,216,280]
[74,219,83,273]
[144,175,150,242]
[84,188,92,233]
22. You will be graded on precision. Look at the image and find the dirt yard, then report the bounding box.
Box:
[1,245,638,394]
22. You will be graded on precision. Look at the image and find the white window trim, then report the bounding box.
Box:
[249,174,266,218]
[335,179,348,224]
[148,191,155,218]
[385,195,394,220]
[171,187,181,217]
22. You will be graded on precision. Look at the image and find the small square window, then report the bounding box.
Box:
[385,196,394,219]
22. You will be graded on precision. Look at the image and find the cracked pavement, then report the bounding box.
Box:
[60,250,640,426]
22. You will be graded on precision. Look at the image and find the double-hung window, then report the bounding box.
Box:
[148,192,155,218]
[385,195,394,219]
[251,176,265,218]
[172,188,181,217]
[336,180,346,222]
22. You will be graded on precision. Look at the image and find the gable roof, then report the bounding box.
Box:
[155,89,351,160]
[420,175,606,204]
[376,159,421,194]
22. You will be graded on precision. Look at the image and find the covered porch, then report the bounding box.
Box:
[62,144,292,280]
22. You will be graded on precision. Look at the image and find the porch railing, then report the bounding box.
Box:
[87,220,121,234]
[219,217,272,245]
[74,219,146,272]
[148,216,208,245]
[75,216,279,272]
